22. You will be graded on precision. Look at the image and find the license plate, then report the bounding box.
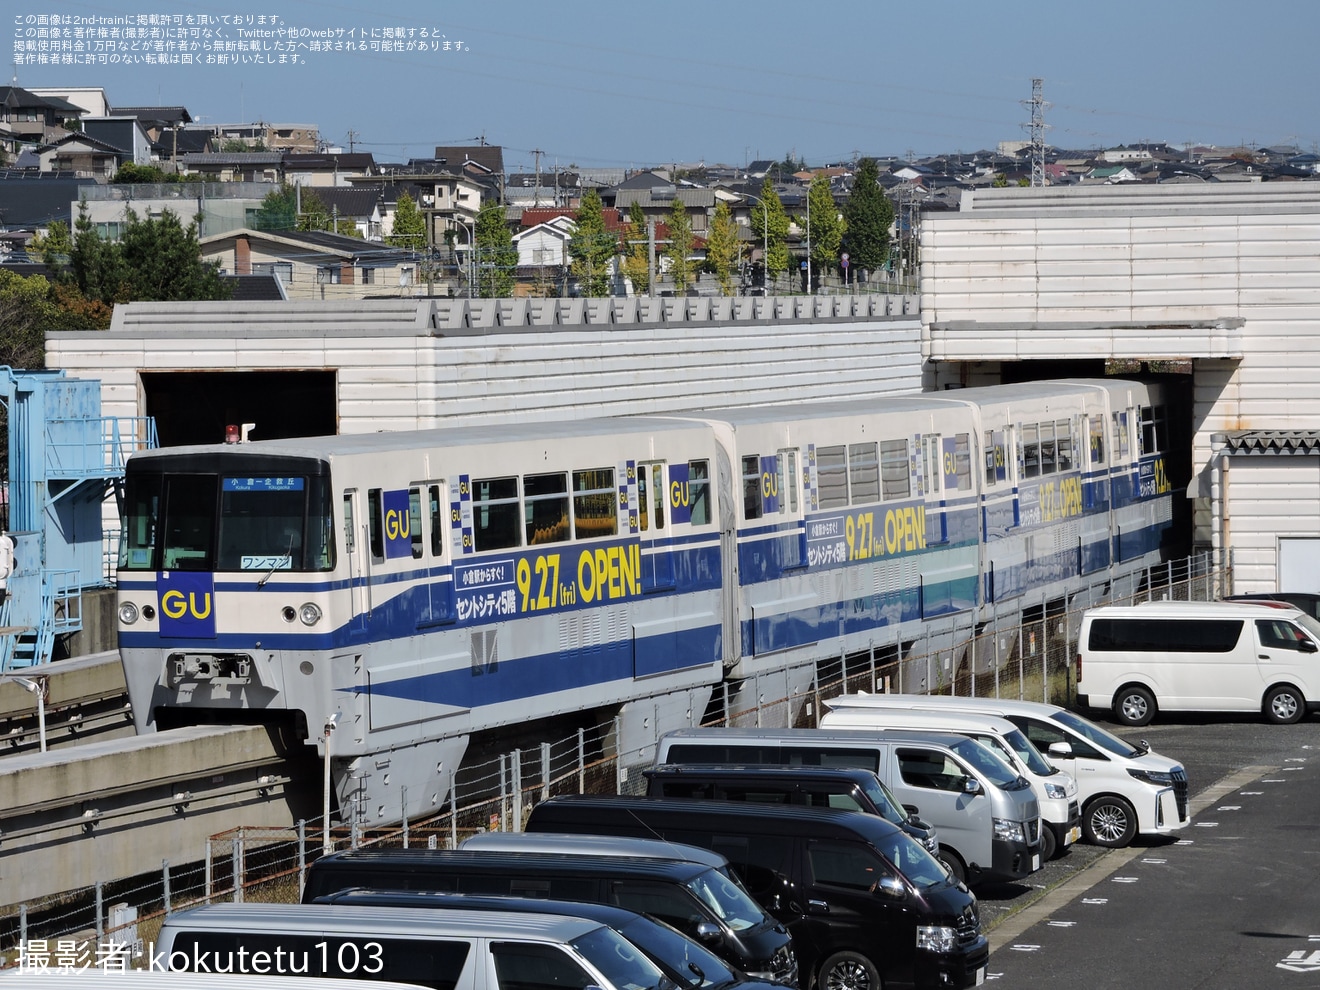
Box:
[1031,853,1041,871]
[975,965,986,986]
[1066,825,1081,846]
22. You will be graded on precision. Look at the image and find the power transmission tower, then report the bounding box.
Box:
[1021,78,1051,187]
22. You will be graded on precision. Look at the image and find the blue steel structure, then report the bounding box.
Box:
[0,367,156,671]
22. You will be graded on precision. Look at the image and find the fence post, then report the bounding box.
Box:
[449,768,458,849]
[969,631,977,697]
[162,860,171,917]
[499,753,509,829]
[511,749,523,831]
[232,830,244,903]
[541,741,552,802]
[19,904,26,949]
[350,819,360,850]
[613,716,624,795]
[401,787,409,849]
[205,839,213,903]
[1018,614,1025,701]
[95,880,104,942]
[297,820,307,900]
[577,728,586,793]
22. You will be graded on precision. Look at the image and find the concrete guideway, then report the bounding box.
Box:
[0,723,317,906]
[0,651,134,755]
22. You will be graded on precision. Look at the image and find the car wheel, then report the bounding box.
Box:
[818,951,881,990]
[1082,795,1138,848]
[1040,824,1057,861]
[1114,685,1156,727]
[937,847,966,884]
[1264,685,1305,724]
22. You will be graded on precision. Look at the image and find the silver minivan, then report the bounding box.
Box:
[655,726,1041,887]
[157,904,674,990]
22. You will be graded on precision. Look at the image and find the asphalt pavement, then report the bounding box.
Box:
[970,711,1320,989]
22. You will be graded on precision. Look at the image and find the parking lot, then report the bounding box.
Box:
[973,711,1320,987]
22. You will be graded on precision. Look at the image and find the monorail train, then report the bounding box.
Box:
[115,379,1173,823]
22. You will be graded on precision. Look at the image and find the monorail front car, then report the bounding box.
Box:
[116,379,1173,823]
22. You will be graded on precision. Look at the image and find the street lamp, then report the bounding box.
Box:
[742,193,770,293]
[10,675,47,753]
[322,711,339,855]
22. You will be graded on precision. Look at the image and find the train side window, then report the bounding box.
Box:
[652,464,666,528]
[1056,421,1073,471]
[779,449,800,514]
[1113,412,1130,461]
[817,444,848,508]
[921,436,940,497]
[408,487,424,559]
[848,442,879,505]
[1140,405,1158,456]
[1089,417,1105,465]
[573,468,618,540]
[742,455,763,520]
[428,484,445,558]
[638,464,650,532]
[367,488,384,561]
[474,477,522,552]
[525,472,569,546]
[1022,424,1040,479]
[952,433,972,491]
[1040,422,1056,474]
[881,439,910,500]
[688,460,712,526]
[342,491,356,554]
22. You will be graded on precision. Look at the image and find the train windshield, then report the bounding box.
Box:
[120,470,335,572]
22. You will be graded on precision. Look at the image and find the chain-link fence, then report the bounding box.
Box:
[0,550,1229,967]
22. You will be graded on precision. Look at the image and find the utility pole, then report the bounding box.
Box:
[532,148,544,208]
[346,129,359,153]
[647,219,656,298]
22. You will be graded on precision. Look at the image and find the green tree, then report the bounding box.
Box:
[841,158,894,279]
[475,199,517,298]
[111,163,175,184]
[64,203,229,310]
[569,189,617,297]
[388,191,427,250]
[620,200,650,296]
[28,220,73,265]
[664,198,694,293]
[296,189,361,237]
[703,200,741,296]
[804,175,845,286]
[0,269,96,368]
[752,177,791,288]
[253,184,300,232]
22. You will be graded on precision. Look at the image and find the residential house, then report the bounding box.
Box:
[27,87,109,119]
[312,187,386,240]
[200,227,419,300]
[356,163,483,249]
[80,117,154,166]
[180,152,284,183]
[76,181,272,240]
[208,122,320,153]
[0,86,82,144]
[612,185,714,235]
[1083,165,1141,184]
[283,152,376,188]
[109,106,193,144]
[0,174,92,233]
[34,132,134,178]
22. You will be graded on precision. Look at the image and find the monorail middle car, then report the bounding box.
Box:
[115,379,1172,823]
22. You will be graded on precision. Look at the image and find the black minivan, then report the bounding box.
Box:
[525,797,989,990]
[643,764,940,856]
[303,847,797,986]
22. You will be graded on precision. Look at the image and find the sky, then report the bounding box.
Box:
[14,0,1320,174]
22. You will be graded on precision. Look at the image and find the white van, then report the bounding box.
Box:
[2,975,428,990]
[655,726,1042,887]
[157,904,673,990]
[818,705,1080,860]
[820,694,1190,849]
[1077,600,1320,726]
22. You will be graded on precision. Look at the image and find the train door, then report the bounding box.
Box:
[716,443,739,670]
[342,488,369,637]
[424,481,457,622]
[920,433,945,544]
[637,460,675,593]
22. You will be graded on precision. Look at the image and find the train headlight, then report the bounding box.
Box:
[118,603,139,625]
[299,603,322,626]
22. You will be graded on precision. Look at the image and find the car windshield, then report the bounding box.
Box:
[1295,611,1320,640]
[873,830,951,890]
[947,737,1026,789]
[684,868,765,932]
[857,774,910,826]
[571,925,673,990]
[1001,728,1056,776]
[1049,709,1141,758]
[620,917,735,989]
